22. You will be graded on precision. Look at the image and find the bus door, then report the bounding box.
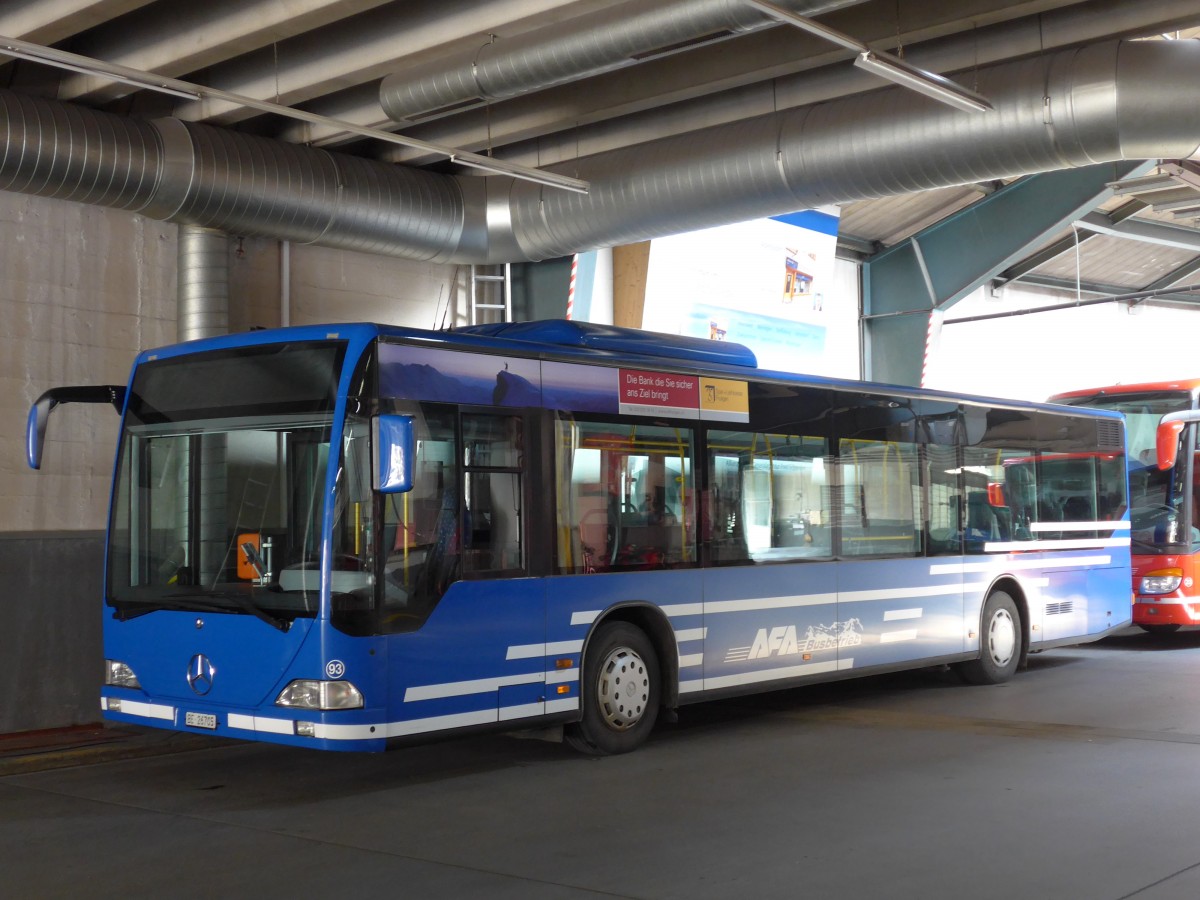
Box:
[377,406,547,724]
[701,427,841,690]
[832,396,965,671]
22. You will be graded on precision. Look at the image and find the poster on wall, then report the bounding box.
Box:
[640,208,852,376]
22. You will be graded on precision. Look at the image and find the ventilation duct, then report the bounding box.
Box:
[501,39,1200,259]
[378,0,864,123]
[177,225,229,340]
[0,40,1196,264]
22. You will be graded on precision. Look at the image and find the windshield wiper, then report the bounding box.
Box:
[1130,538,1188,555]
[114,590,290,632]
[184,590,291,632]
[113,595,233,621]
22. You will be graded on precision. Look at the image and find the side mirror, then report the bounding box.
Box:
[27,385,126,470]
[373,415,415,493]
[26,395,55,470]
[986,482,1007,507]
[1157,420,1186,471]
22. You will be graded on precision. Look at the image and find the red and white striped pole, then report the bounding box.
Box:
[566,253,578,320]
[921,308,945,388]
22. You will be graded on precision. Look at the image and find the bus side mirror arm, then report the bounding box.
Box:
[373,414,415,493]
[27,385,126,470]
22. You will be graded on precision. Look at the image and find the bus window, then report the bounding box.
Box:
[556,418,695,573]
[838,438,920,557]
[706,430,832,564]
[962,448,1026,547]
[462,413,525,574]
[925,444,962,556]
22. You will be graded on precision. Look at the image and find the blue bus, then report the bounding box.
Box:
[27,320,1132,754]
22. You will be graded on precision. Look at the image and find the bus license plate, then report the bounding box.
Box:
[185,712,217,730]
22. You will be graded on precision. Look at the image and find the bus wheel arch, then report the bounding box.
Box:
[957,580,1026,685]
[566,604,674,755]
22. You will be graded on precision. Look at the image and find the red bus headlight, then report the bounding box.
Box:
[1140,568,1183,595]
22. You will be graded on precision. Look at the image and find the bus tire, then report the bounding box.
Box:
[565,621,660,755]
[1139,623,1182,635]
[957,590,1021,685]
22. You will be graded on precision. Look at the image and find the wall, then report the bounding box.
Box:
[0,532,104,733]
[4,199,464,536]
[2,194,462,734]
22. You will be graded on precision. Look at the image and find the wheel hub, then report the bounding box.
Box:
[987,608,1017,666]
[597,646,650,731]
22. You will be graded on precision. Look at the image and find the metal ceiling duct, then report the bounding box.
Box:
[378,0,864,123]
[177,225,230,340]
[0,40,1197,264]
[501,39,1200,258]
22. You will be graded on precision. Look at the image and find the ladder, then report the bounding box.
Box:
[469,263,512,325]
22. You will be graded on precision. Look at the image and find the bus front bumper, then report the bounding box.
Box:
[1133,596,1200,626]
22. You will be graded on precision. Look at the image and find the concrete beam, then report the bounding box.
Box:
[860,160,1152,386]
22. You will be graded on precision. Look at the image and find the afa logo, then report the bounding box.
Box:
[750,625,801,659]
[728,619,863,663]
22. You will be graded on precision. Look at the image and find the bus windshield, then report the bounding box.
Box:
[1057,390,1195,554]
[1057,391,1190,466]
[106,342,362,627]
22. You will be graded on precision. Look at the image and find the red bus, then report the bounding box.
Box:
[1049,380,1200,633]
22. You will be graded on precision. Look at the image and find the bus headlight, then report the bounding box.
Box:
[1140,568,1183,595]
[276,680,364,710]
[105,660,141,689]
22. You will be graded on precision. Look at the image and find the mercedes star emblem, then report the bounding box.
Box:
[186,653,216,695]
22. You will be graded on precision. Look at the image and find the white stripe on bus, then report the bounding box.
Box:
[227,713,293,735]
[506,639,584,660]
[678,653,704,668]
[303,699,585,741]
[499,703,545,722]
[404,671,546,702]
[930,555,1111,574]
[102,698,175,721]
[880,629,919,643]
[674,627,708,642]
[702,658,842,691]
[1030,521,1129,532]
[884,608,923,621]
[578,579,1024,628]
[984,537,1130,552]
[841,583,981,604]
[704,593,836,614]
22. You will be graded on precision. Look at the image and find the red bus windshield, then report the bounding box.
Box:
[1054,389,1196,554]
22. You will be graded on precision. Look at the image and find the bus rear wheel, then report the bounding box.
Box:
[957,590,1021,685]
[565,621,660,755]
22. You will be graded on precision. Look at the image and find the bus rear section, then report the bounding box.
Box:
[1050,380,1200,633]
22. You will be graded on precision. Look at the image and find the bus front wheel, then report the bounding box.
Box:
[565,621,660,755]
[957,590,1021,685]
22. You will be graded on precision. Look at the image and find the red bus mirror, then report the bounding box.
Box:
[986,482,1007,507]
[1157,420,1185,471]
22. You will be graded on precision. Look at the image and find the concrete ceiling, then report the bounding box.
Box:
[2,0,1200,300]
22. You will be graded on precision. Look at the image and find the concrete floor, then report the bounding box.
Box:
[6,626,1200,899]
